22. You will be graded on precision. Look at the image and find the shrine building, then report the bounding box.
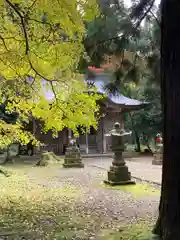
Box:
[33,73,147,155]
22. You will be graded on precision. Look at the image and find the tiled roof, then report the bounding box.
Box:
[42,75,147,107]
[87,76,147,107]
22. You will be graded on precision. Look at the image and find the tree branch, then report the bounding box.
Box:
[28,0,37,10]
[122,52,138,83]
[50,81,58,101]
[27,58,56,82]
[131,0,155,28]
[85,35,121,52]
[4,0,74,89]
[149,9,161,27]
[130,0,155,19]
[5,0,29,54]
[133,0,156,28]
[0,35,9,51]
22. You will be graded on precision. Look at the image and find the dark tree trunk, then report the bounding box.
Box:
[153,0,180,239]
[134,131,141,152]
[142,132,152,152]
[128,113,141,152]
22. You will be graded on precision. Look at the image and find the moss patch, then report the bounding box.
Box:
[100,182,160,198]
[98,224,160,240]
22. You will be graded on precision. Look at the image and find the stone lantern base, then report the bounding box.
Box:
[63,147,84,168]
[152,152,162,165]
[104,165,135,186]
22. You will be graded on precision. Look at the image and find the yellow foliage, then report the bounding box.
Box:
[124,82,137,89]
[0,0,100,146]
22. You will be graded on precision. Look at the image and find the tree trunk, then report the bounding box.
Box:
[128,113,141,152]
[143,132,152,152]
[153,0,180,239]
[134,131,141,152]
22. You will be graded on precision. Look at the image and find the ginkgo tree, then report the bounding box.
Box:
[0,0,100,148]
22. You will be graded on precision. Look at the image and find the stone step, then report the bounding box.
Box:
[82,153,113,158]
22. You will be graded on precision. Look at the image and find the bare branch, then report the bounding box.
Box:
[132,0,156,28]
[149,9,161,27]
[130,0,155,20]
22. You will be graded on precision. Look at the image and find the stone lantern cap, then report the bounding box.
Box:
[105,122,132,137]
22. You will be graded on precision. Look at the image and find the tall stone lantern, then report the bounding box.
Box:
[104,122,135,185]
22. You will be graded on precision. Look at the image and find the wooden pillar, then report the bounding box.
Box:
[98,118,104,154]
[32,118,36,153]
[101,117,108,153]
[32,118,36,135]
[68,128,72,143]
[121,115,124,128]
[85,128,89,154]
[103,137,107,153]
[120,110,124,128]
[101,119,103,154]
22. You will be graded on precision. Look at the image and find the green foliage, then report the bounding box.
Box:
[0,0,101,147]
[82,1,161,149]
[124,81,161,150]
[123,16,161,149]
[81,2,147,94]
[84,3,129,62]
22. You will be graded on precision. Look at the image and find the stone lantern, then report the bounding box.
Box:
[152,133,163,165]
[104,122,135,185]
[63,138,84,168]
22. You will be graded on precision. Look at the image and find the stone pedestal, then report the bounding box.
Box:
[104,122,135,186]
[152,152,162,165]
[152,142,163,165]
[104,153,135,186]
[63,140,84,168]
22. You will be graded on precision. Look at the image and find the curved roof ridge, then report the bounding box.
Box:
[86,76,146,106]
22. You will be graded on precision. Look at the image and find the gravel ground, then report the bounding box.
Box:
[85,157,162,184]
[27,165,160,234]
[0,158,161,239]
